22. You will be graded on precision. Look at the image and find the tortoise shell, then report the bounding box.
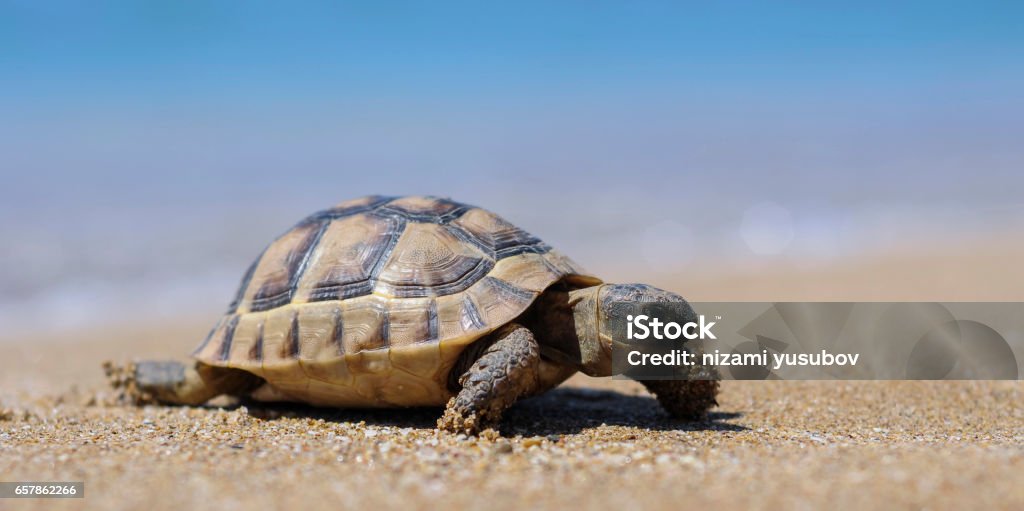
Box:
[192,196,601,407]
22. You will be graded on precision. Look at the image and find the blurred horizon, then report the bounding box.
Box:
[2,2,1023,334]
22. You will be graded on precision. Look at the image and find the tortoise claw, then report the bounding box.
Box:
[437,403,486,435]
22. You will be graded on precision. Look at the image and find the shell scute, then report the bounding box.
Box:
[374,222,492,298]
[294,213,399,303]
[384,298,437,348]
[338,296,389,352]
[451,207,545,257]
[258,308,305,382]
[293,302,342,361]
[462,276,535,328]
[225,313,263,369]
[434,293,486,344]
[242,221,327,313]
[389,342,442,379]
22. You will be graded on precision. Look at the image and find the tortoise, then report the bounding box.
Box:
[116,196,719,434]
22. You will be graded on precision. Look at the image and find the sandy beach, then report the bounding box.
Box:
[2,240,1023,511]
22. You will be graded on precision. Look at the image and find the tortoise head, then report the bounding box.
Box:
[566,283,695,376]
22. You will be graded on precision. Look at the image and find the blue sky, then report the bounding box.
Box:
[4,2,1022,103]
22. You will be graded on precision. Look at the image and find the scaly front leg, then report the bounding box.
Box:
[438,324,542,435]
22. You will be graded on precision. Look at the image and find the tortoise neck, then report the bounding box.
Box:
[568,285,612,376]
[521,284,610,376]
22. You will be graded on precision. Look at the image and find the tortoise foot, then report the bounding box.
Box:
[102,360,156,405]
[641,379,720,420]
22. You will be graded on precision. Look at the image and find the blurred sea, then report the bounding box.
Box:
[3,104,1022,336]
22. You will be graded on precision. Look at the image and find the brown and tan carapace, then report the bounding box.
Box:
[116,196,719,434]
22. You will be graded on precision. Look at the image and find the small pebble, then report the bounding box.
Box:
[522,437,543,448]
[492,440,513,454]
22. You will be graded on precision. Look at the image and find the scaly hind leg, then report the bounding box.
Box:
[106,360,262,406]
[438,324,543,435]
